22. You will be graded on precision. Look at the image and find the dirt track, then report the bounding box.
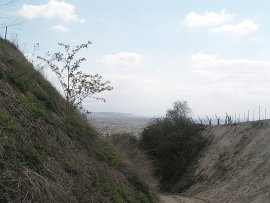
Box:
[160,194,206,203]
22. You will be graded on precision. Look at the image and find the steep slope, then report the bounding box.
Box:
[0,38,154,202]
[182,121,270,203]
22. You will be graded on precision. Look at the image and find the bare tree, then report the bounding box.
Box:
[198,116,203,125]
[38,41,113,119]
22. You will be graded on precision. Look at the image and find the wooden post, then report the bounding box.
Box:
[259,105,261,121]
[206,115,211,125]
[215,115,220,125]
[5,26,7,40]
[225,113,229,124]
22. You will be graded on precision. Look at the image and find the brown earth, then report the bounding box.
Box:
[181,121,270,203]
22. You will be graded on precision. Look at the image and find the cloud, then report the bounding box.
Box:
[212,19,259,35]
[190,52,270,82]
[101,52,144,69]
[184,9,258,36]
[18,0,85,23]
[52,24,69,32]
[184,9,233,28]
[188,52,270,116]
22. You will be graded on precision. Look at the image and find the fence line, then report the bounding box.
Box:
[194,105,269,126]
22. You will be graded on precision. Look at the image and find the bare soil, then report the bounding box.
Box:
[181,121,270,202]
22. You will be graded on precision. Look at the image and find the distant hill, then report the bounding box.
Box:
[91,112,139,118]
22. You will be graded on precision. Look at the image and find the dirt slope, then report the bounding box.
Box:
[183,121,270,203]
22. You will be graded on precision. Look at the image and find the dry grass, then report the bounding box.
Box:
[105,133,160,202]
[0,38,155,202]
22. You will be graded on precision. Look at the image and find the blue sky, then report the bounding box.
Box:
[2,0,270,119]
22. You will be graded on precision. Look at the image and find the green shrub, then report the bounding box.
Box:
[94,145,120,168]
[0,110,17,134]
[107,133,158,202]
[17,95,52,123]
[140,101,207,191]
[0,68,5,78]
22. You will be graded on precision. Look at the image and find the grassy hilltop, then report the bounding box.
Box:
[0,38,156,202]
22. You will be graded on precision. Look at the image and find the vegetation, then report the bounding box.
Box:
[0,38,154,202]
[140,101,207,192]
[106,133,159,202]
[38,41,113,118]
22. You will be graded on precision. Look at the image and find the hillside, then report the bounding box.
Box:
[181,121,270,203]
[0,38,155,202]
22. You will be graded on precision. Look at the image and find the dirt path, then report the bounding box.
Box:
[160,194,206,203]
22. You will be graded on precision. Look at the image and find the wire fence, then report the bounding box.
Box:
[195,105,269,126]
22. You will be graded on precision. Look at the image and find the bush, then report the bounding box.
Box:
[140,101,206,191]
[106,133,159,202]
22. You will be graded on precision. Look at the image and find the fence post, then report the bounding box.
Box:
[5,26,7,40]
[206,115,211,125]
[259,105,261,121]
[215,115,220,125]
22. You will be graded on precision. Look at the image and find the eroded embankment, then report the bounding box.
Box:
[183,121,270,203]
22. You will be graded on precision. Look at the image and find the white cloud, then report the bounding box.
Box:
[18,0,85,23]
[101,52,144,69]
[190,52,270,82]
[184,9,233,28]
[212,19,259,35]
[189,52,270,116]
[52,24,69,32]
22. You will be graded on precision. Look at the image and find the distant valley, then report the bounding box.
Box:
[90,112,152,136]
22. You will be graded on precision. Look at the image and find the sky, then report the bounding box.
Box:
[2,0,270,119]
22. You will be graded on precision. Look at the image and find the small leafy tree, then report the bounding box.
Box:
[140,101,206,192]
[166,100,191,122]
[38,41,113,118]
